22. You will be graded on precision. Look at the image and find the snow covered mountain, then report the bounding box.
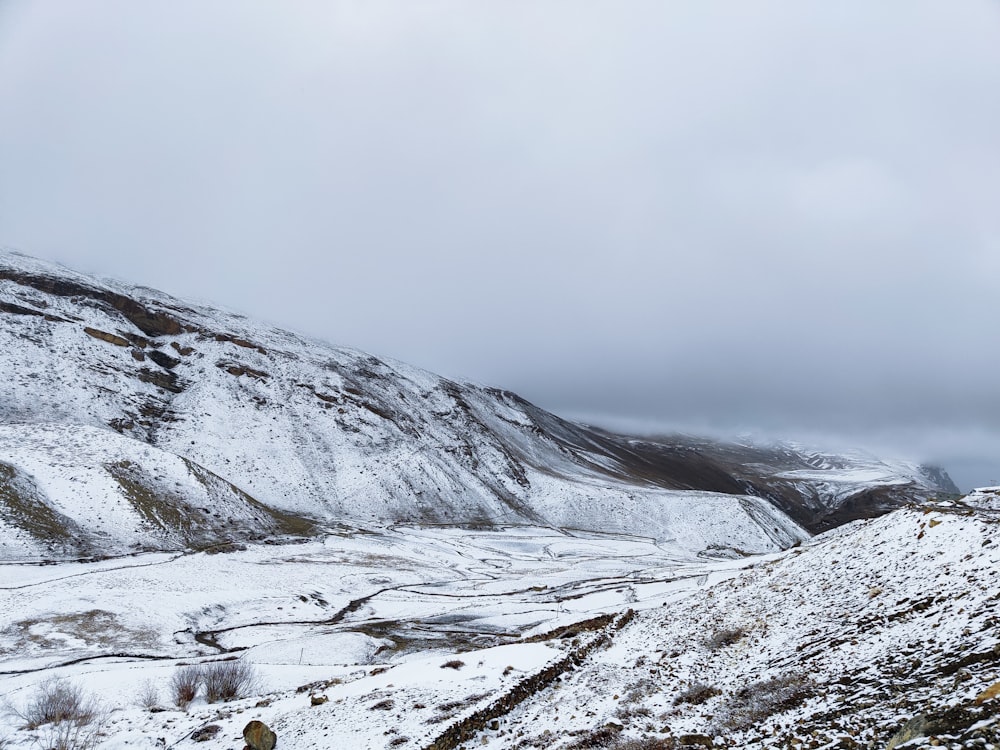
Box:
[0,250,955,559]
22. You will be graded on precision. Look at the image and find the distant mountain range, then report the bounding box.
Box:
[0,250,956,559]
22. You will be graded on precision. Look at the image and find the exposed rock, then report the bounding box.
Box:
[137,367,184,393]
[0,300,44,317]
[212,331,268,354]
[83,326,130,347]
[108,417,135,432]
[887,706,989,750]
[219,362,270,380]
[677,735,714,748]
[190,724,221,742]
[122,332,149,348]
[147,349,180,369]
[976,680,1000,704]
[421,612,634,750]
[243,719,277,750]
[0,298,72,322]
[0,267,186,337]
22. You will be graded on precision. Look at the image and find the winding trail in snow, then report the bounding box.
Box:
[188,581,437,654]
[0,527,712,681]
[0,550,189,591]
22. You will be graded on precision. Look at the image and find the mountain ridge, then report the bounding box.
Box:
[0,250,956,559]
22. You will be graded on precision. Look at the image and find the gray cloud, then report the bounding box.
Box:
[1,1,998,489]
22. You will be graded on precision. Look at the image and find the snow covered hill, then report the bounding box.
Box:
[0,250,955,558]
[0,423,312,559]
[1,492,994,750]
[484,492,1000,749]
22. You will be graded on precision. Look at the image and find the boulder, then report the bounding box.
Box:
[976,680,1000,704]
[244,720,277,750]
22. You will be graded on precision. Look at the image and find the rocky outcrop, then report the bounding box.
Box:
[0,267,186,337]
[886,704,999,749]
[976,680,1000,705]
[84,327,130,347]
[146,349,180,369]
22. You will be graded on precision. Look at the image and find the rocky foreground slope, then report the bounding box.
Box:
[0,250,956,558]
[482,489,1000,749]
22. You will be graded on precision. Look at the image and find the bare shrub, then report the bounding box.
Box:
[170,665,202,709]
[673,681,721,706]
[564,726,622,748]
[704,627,745,650]
[613,705,654,725]
[33,717,107,750]
[710,674,814,733]
[135,680,161,711]
[202,658,258,703]
[19,679,99,730]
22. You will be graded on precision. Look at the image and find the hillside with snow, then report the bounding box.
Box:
[0,250,955,560]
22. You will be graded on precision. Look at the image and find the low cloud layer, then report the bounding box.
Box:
[1,2,998,489]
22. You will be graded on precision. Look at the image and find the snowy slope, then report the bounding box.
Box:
[0,423,313,559]
[484,494,1000,749]
[1,496,995,750]
[0,250,953,557]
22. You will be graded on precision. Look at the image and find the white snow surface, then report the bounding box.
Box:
[0,524,750,748]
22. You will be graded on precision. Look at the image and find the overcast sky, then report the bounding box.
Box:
[1,1,998,489]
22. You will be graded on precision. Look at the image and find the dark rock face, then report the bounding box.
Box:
[243,720,277,750]
[147,349,180,369]
[0,268,186,338]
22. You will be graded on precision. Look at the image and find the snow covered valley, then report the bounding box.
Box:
[2,491,998,749]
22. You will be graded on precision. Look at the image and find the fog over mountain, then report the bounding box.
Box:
[1,2,998,488]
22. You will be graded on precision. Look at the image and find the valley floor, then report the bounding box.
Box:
[2,496,999,750]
